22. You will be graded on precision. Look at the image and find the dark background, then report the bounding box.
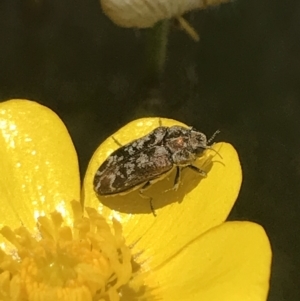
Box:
[0,0,299,300]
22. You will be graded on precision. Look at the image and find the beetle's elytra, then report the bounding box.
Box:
[93,125,219,215]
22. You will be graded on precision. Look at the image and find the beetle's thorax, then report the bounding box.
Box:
[163,126,208,165]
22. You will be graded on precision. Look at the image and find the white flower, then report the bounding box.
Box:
[100,0,231,28]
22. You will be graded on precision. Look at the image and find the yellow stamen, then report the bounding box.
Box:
[0,201,136,301]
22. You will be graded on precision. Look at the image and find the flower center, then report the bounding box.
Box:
[0,201,135,301]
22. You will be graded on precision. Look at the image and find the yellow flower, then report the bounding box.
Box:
[0,99,272,301]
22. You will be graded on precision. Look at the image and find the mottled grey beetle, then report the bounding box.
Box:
[93,125,220,215]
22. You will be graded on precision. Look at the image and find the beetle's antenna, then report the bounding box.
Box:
[207,146,223,159]
[207,130,222,159]
[208,129,220,144]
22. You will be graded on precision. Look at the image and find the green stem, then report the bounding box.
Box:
[145,20,170,83]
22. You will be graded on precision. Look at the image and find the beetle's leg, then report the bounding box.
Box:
[140,181,151,193]
[163,167,182,193]
[139,182,156,216]
[149,198,155,216]
[187,165,207,177]
[111,136,122,147]
[158,118,162,127]
[172,166,181,191]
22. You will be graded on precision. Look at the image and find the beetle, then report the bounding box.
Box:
[93,125,220,215]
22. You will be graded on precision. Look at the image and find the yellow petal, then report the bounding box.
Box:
[149,222,271,301]
[0,99,80,231]
[84,118,242,266]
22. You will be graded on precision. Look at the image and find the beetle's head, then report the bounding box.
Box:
[190,129,221,158]
[189,130,208,155]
